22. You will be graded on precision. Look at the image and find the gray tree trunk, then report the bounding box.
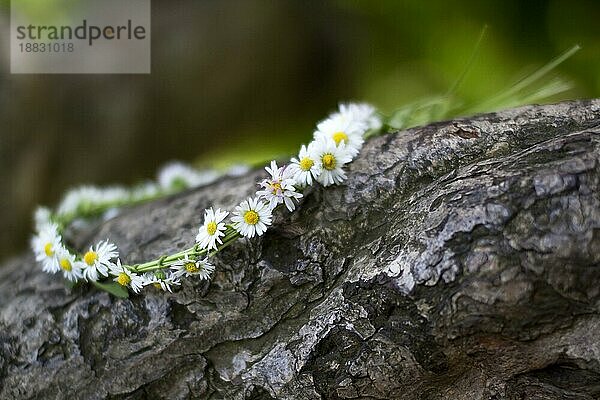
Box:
[1,100,600,400]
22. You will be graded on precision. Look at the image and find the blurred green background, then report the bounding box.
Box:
[0,0,598,260]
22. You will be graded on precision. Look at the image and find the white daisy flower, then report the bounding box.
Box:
[157,162,219,191]
[56,186,130,217]
[311,138,353,187]
[55,247,82,282]
[33,207,52,230]
[338,102,382,131]
[231,197,273,238]
[110,259,145,293]
[78,240,118,282]
[57,186,95,216]
[31,223,63,274]
[171,256,215,280]
[314,112,366,157]
[288,143,321,187]
[196,207,229,251]
[257,161,303,212]
[99,187,130,204]
[226,164,251,177]
[141,271,181,292]
[130,181,161,201]
[102,208,121,221]
[56,186,129,216]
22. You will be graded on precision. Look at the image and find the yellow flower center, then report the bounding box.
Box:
[299,157,314,171]
[83,251,98,266]
[59,258,72,272]
[44,243,54,257]
[243,210,259,225]
[332,131,348,145]
[117,273,131,286]
[185,262,199,273]
[153,282,162,289]
[270,182,282,193]
[206,221,217,235]
[322,154,336,170]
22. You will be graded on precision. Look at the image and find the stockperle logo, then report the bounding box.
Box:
[11,0,150,74]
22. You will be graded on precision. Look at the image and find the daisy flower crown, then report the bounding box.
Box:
[30,103,383,298]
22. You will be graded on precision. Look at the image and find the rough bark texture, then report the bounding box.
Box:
[1,100,600,400]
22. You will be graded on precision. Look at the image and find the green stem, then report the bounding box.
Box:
[208,235,239,256]
[128,228,242,273]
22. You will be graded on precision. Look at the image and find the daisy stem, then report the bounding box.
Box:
[128,229,241,273]
[207,234,239,256]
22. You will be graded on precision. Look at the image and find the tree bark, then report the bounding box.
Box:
[1,100,599,400]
